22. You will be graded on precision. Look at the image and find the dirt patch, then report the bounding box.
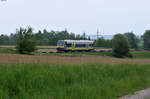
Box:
[1,54,150,65]
[37,46,56,49]
[37,49,57,53]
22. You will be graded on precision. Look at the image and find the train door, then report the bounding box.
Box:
[86,43,89,50]
[72,42,75,51]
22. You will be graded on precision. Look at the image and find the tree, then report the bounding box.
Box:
[9,33,17,45]
[82,32,86,40]
[34,30,43,45]
[95,37,112,48]
[95,37,105,47]
[0,34,9,45]
[112,34,131,58]
[124,32,138,49]
[76,34,82,40]
[0,29,90,46]
[142,30,150,50]
[69,33,76,40]
[16,27,37,54]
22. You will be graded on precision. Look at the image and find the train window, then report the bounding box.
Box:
[57,41,64,46]
[89,44,94,47]
[66,43,72,47]
[75,44,86,48]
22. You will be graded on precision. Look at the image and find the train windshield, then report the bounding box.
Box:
[89,44,94,47]
[57,41,64,46]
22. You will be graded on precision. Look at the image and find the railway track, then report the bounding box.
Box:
[37,49,112,53]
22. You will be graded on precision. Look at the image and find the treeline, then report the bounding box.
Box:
[95,30,150,50]
[96,31,150,58]
[1,27,150,50]
[95,32,143,49]
[0,29,90,45]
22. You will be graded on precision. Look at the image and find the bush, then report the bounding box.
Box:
[112,34,131,58]
[16,27,37,54]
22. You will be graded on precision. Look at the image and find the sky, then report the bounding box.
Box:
[0,0,150,36]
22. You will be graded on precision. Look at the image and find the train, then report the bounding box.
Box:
[57,40,94,52]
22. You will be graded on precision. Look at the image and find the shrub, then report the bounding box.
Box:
[16,27,37,54]
[112,34,131,58]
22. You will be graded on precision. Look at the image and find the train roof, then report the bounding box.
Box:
[59,40,94,44]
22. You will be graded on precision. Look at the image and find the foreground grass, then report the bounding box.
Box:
[0,64,150,99]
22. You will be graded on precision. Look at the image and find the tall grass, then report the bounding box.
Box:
[0,64,150,99]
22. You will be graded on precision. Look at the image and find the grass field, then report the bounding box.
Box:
[0,46,150,99]
[0,64,150,99]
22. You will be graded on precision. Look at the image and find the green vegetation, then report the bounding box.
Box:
[142,30,150,49]
[0,48,16,54]
[124,32,138,49]
[132,52,150,58]
[16,27,37,54]
[112,34,131,58]
[1,27,150,52]
[137,40,144,49]
[1,27,150,53]
[0,28,90,46]
[94,37,112,48]
[0,64,149,99]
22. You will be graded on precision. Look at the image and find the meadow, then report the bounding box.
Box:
[0,46,150,99]
[0,64,150,99]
